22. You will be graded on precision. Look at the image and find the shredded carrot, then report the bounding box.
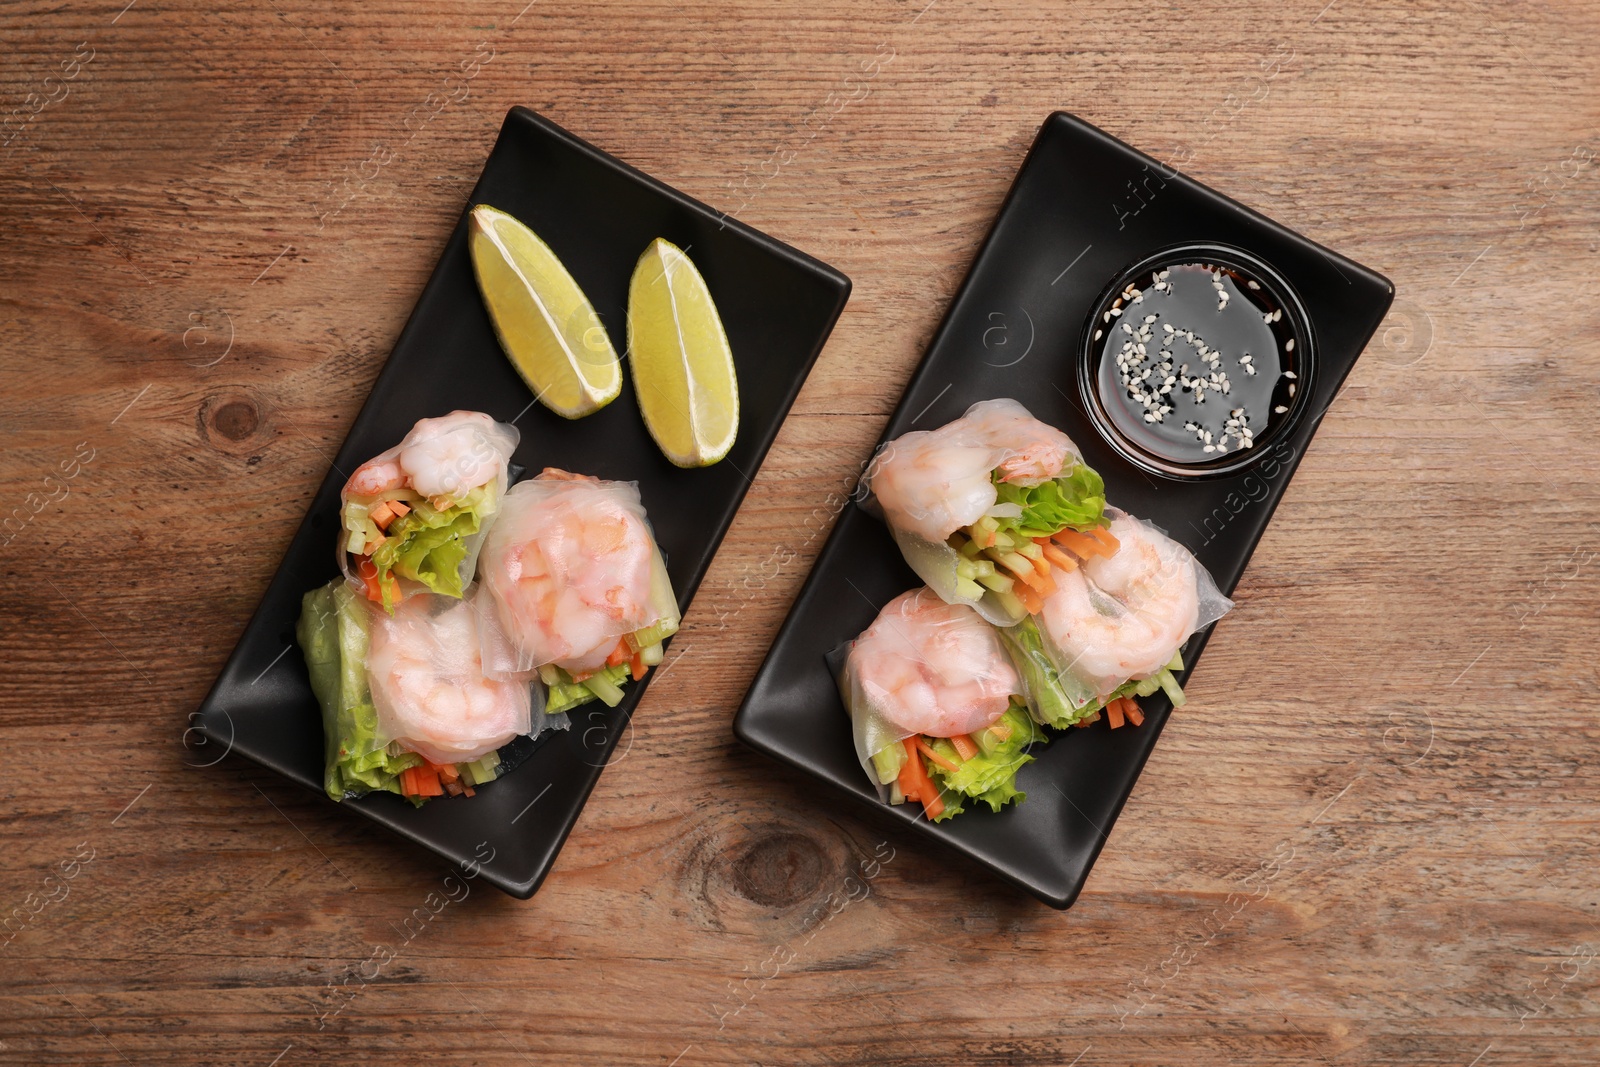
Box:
[1106,699,1126,729]
[950,734,979,761]
[1124,699,1145,727]
[429,494,455,511]
[629,651,646,682]
[1040,541,1079,573]
[987,719,1013,743]
[1032,553,1053,579]
[916,738,962,774]
[399,765,443,797]
[897,737,933,806]
[388,501,410,519]
[356,558,385,603]
[898,741,946,820]
[369,501,396,531]
[606,639,631,668]
[1018,585,1043,615]
[1036,567,1057,597]
[435,762,459,784]
[1089,525,1121,555]
[1050,529,1101,558]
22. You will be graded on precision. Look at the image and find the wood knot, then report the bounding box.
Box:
[730,832,829,908]
[198,394,268,454]
[213,400,258,440]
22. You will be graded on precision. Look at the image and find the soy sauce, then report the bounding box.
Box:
[1086,256,1303,474]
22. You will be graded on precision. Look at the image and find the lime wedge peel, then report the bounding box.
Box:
[468,205,622,419]
[626,239,739,468]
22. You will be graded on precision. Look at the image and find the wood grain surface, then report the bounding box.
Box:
[3,0,1598,1063]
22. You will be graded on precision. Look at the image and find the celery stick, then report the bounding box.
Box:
[584,671,626,707]
[639,642,664,666]
[537,664,563,686]
[1158,669,1186,707]
[871,742,905,785]
[1167,650,1185,672]
[991,587,1026,619]
[888,782,906,806]
[976,571,1014,594]
[1015,540,1043,561]
[955,558,979,580]
[1133,675,1161,697]
[957,536,982,559]
[629,617,679,651]
[970,559,996,578]
[955,577,985,600]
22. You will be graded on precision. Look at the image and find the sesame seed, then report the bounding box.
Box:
[1285,339,1295,352]
[1274,404,1288,413]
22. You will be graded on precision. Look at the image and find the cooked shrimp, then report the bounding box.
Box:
[868,399,1083,542]
[479,474,660,673]
[961,398,1078,486]
[368,596,531,765]
[347,459,404,497]
[849,588,1019,737]
[1039,514,1199,693]
[344,410,512,503]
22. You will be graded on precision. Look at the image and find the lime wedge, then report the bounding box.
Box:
[468,205,621,419]
[626,239,739,467]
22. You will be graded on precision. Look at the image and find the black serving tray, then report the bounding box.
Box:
[192,107,850,898]
[733,112,1392,909]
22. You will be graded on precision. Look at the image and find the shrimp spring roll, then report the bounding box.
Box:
[297,580,537,803]
[837,588,1046,822]
[865,399,1107,627]
[476,469,680,713]
[1000,510,1232,729]
[340,410,519,612]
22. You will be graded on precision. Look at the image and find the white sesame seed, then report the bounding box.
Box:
[1285,339,1295,351]
[1284,371,1297,379]
[1274,404,1288,413]
[1288,383,1297,396]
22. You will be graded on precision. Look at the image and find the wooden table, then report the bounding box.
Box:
[4,1,1597,1063]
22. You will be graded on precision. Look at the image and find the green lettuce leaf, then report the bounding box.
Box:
[991,462,1107,539]
[924,704,1045,816]
[296,579,423,802]
[363,483,496,610]
[998,617,1094,728]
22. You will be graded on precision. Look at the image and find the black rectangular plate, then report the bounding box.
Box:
[193,107,851,899]
[733,112,1392,909]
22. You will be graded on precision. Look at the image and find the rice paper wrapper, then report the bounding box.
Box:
[366,588,546,765]
[829,588,1024,803]
[889,525,1027,628]
[338,410,520,602]
[829,642,915,805]
[475,473,679,679]
[1018,512,1232,710]
[863,398,1085,543]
